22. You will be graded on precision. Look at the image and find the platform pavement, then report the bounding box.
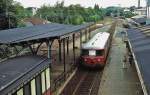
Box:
[98,26,143,95]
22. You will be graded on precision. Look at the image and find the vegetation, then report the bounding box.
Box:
[36,2,105,25]
[0,0,136,30]
[0,0,32,29]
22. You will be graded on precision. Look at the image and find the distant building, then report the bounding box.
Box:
[23,17,50,26]
[26,7,38,16]
[124,8,130,12]
[134,7,146,15]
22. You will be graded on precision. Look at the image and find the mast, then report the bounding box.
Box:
[138,0,140,8]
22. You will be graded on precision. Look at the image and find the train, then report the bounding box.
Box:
[80,32,111,68]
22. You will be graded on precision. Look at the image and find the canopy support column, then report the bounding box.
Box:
[67,37,69,55]
[85,29,88,42]
[35,42,43,55]
[89,27,91,39]
[28,45,35,55]
[73,34,75,64]
[80,31,82,48]
[63,38,66,79]
[58,39,62,62]
[46,40,53,59]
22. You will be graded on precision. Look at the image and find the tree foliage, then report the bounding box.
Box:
[36,2,105,25]
[0,0,136,29]
[0,0,33,29]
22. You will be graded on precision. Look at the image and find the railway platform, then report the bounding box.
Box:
[98,26,143,95]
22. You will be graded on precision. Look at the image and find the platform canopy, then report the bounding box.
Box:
[0,23,94,45]
[127,27,150,94]
[0,55,50,95]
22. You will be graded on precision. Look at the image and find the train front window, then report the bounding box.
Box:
[82,49,89,55]
[96,50,104,56]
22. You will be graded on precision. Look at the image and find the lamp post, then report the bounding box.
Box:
[146,0,150,24]
[117,4,121,17]
[5,0,10,29]
[138,0,141,8]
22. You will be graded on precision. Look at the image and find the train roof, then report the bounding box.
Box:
[82,32,110,50]
[0,55,50,95]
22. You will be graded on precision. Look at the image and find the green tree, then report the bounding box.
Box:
[36,1,105,25]
[0,0,17,29]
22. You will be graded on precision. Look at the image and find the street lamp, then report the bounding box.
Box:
[146,0,150,24]
[117,4,121,17]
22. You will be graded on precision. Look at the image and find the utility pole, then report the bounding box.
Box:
[146,0,150,24]
[117,4,121,17]
[138,0,140,8]
[5,0,10,29]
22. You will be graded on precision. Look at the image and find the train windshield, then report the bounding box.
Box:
[96,50,104,56]
[82,49,104,56]
[82,49,89,55]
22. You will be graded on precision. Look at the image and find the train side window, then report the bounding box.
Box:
[35,75,42,95]
[17,88,23,95]
[30,79,36,95]
[82,49,89,55]
[41,71,46,94]
[46,68,50,90]
[96,50,103,56]
[24,83,31,95]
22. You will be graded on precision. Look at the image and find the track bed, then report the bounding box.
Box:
[60,68,102,95]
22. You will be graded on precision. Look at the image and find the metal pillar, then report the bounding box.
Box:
[67,37,69,55]
[47,41,53,58]
[85,29,88,41]
[88,27,91,39]
[58,39,62,61]
[73,34,75,64]
[80,31,82,48]
[35,43,43,54]
[63,38,66,78]
[29,45,35,55]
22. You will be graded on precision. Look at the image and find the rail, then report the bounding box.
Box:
[60,69,102,95]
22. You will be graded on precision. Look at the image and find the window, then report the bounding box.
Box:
[82,49,89,55]
[30,79,36,95]
[96,50,104,56]
[41,71,46,94]
[45,68,50,90]
[17,88,23,95]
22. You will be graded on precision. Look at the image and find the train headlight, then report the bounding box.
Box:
[97,59,101,62]
[84,59,87,61]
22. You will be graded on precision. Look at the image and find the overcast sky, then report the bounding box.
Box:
[14,0,146,8]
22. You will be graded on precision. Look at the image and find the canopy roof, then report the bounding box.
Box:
[127,27,150,94]
[0,55,50,95]
[0,23,94,45]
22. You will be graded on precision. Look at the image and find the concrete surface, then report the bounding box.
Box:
[98,26,143,95]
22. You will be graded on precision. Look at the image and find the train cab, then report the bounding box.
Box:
[81,32,110,67]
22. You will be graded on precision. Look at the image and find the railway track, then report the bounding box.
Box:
[60,68,102,95]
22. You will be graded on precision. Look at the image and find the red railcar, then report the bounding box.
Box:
[81,32,110,67]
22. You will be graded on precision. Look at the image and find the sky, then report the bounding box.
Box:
[14,0,146,8]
